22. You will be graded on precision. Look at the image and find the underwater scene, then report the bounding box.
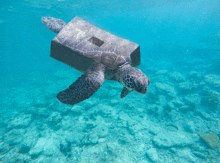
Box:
[1,0,220,162]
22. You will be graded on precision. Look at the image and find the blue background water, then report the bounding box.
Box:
[1,0,220,162]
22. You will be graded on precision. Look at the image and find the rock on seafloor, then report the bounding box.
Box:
[47,112,62,125]
[29,134,69,158]
[0,142,9,153]
[169,72,186,82]
[3,129,26,146]
[189,71,201,79]
[146,148,159,162]
[94,104,117,118]
[155,82,176,97]
[204,74,220,90]
[198,132,220,150]
[153,130,194,148]
[201,87,220,110]
[178,81,198,93]
[8,114,32,129]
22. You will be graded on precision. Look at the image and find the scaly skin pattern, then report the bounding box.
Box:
[116,63,150,94]
[42,17,66,34]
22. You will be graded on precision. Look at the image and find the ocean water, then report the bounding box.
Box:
[1,0,220,162]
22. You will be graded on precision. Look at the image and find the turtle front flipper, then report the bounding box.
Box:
[57,63,105,105]
[120,87,131,98]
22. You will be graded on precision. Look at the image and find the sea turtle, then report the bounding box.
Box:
[42,17,150,105]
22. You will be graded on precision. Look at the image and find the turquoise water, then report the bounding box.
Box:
[1,0,220,162]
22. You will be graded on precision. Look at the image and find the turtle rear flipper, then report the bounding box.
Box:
[42,17,66,34]
[57,63,105,105]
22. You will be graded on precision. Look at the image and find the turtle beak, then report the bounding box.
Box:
[147,78,150,85]
[138,78,150,94]
[133,85,148,94]
[139,86,148,94]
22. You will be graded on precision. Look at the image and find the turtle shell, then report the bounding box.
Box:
[50,17,140,73]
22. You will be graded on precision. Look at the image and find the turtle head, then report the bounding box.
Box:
[123,67,150,94]
[42,17,66,34]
